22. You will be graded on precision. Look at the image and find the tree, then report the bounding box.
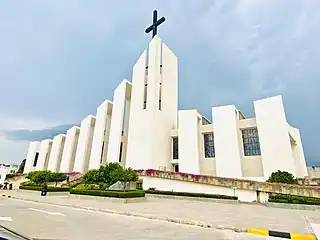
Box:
[26,171,37,180]
[101,163,124,185]
[26,170,67,185]
[81,163,138,190]
[50,172,67,186]
[110,167,138,191]
[32,170,52,185]
[17,159,26,173]
[82,169,100,184]
[267,170,298,184]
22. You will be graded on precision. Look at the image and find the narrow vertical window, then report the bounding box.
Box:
[33,152,39,167]
[143,84,147,109]
[159,83,162,110]
[172,137,179,159]
[118,142,123,162]
[241,128,261,156]
[143,66,148,109]
[100,141,105,164]
[204,133,215,158]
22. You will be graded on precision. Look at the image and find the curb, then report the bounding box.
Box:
[247,228,317,240]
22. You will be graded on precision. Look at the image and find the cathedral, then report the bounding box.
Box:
[23,12,308,181]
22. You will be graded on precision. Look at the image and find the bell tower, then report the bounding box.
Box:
[125,34,178,170]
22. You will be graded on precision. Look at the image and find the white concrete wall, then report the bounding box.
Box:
[126,36,178,171]
[178,110,201,174]
[47,134,66,172]
[125,49,149,169]
[59,126,80,173]
[35,139,53,171]
[241,156,264,178]
[73,115,96,173]
[89,100,113,170]
[254,95,297,179]
[120,96,131,167]
[141,176,257,202]
[24,141,41,173]
[107,80,131,165]
[200,159,216,176]
[308,166,320,178]
[0,167,10,184]
[212,105,242,178]
[289,126,308,178]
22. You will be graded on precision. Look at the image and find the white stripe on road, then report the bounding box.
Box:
[0,217,13,221]
[310,223,320,239]
[28,208,66,216]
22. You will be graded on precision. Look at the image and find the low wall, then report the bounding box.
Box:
[141,176,268,202]
[69,194,146,203]
[297,178,320,186]
[136,170,320,198]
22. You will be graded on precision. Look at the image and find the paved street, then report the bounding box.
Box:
[0,198,276,240]
[3,190,318,234]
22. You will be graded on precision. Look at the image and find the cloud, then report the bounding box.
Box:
[0,1,319,165]
[0,136,29,164]
[3,124,75,141]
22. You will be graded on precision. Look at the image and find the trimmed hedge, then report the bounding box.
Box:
[70,189,145,198]
[145,190,238,200]
[269,194,320,205]
[19,185,70,192]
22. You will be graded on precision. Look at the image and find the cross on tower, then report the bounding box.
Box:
[145,10,165,38]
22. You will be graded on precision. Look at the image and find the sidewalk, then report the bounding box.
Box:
[2,190,319,235]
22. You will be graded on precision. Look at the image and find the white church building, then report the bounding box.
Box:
[23,35,309,182]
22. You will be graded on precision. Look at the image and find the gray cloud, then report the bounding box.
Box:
[3,124,76,141]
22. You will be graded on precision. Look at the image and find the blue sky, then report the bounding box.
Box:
[0,1,319,165]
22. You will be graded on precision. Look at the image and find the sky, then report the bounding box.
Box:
[0,0,319,166]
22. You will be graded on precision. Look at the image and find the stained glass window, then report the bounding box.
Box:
[204,133,215,158]
[242,128,261,156]
[172,137,179,159]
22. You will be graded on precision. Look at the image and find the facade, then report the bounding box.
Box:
[23,35,309,181]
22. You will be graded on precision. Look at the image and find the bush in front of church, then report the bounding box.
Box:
[266,170,298,184]
[25,170,67,185]
[81,162,138,190]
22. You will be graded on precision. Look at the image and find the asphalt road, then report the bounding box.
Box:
[0,198,276,240]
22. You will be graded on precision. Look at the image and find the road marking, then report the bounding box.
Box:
[28,208,66,216]
[310,223,320,239]
[0,217,13,221]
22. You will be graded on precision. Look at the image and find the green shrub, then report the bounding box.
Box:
[68,183,80,188]
[98,182,109,190]
[145,190,238,200]
[267,170,298,184]
[25,170,67,185]
[269,194,320,205]
[74,183,100,190]
[82,169,101,184]
[19,185,70,192]
[26,171,37,180]
[82,163,138,188]
[70,189,145,198]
